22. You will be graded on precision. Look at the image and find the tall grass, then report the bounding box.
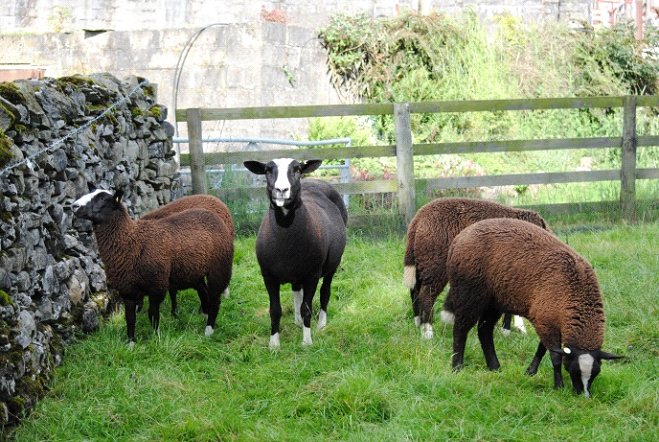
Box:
[6,222,659,441]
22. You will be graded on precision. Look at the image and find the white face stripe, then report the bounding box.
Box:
[273,158,294,191]
[271,158,295,208]
[578,353,595,397]
[73,189,111,207]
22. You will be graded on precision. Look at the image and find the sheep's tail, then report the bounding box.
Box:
[403,221,417,289]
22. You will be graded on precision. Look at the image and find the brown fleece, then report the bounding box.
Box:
[141,194,234,236]
[445,218,605,352]
[404,197,550,324]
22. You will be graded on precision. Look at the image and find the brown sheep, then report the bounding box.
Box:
[441,218,622,397]
[141,194,234,315]
[72,189,233,344]
[403,197,550,339]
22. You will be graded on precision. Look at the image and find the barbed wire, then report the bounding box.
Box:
[0,79,149,178]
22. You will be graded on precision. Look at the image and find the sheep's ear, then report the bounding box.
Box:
[549,347,569,356]
[598,351,624,361]
[243,161,266,175]
[114,189,124,203]
[300,159,322,174]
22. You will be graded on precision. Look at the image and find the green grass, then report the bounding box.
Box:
[6,224,659,441]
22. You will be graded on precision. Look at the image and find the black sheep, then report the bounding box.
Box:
[244,158,347,348]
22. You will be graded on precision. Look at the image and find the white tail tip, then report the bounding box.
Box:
[514,315,527,334]
[404,265,416,289]
[440,310,455,325]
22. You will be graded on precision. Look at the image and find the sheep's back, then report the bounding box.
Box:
[408,198,547,288]
[130,209,232,290]
[141,194,234,235]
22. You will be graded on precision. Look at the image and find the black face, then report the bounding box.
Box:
[243,158,323,211]
[263,159,302,210]
[562,349,601,396]
[72,189,122,224]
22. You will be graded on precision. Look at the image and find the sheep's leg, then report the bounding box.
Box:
[418,284,435,339]
[124,298,138,345]
[549,349,565,389]
[526,341,547,376]
[194,278,209,317]
[301,279,320,346]
[292,283,303,326]
[410,283,421,327]
[147,293,165,337]
[203,291,221,337]
[169,289,179,317]
[452,318,477,372]
[502,313,513,336]
[477,310,502,370]
[317,271,335,330]
[264,275,282,348]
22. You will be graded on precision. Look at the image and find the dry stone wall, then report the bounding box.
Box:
[0,73,178,427]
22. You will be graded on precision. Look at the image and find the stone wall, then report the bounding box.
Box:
[0,73,178,427]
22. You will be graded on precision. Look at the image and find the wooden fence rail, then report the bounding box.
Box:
[175,95,659,224]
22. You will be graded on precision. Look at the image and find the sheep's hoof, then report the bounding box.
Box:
[414,316,421,327]
[501,328,512,338]
[302,327,313,346]
[269,333,281,349]
[316,310,327,330]
[421,323,434,340]
[204,326,214,337]
[127,341,136,350]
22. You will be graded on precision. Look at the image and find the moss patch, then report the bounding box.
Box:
[0,83,22,104]
[0,132,14,168]
[0,290,13,307]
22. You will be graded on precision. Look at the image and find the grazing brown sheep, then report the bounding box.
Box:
[441,218,622,397]
[403,197,550,339]
[72,189,233,344]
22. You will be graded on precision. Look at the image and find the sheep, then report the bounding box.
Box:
[243,158,347,348]
[72,189,233,344]
[441,218,622,397]
[403,197,550,339]
[141,194,234,315]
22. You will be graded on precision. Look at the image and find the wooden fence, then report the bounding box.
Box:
[176,96,659,224]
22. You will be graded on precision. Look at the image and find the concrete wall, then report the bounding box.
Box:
[2,0,591,32]
[1,0,590,147]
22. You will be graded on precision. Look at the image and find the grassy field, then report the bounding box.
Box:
[5,218,659,442]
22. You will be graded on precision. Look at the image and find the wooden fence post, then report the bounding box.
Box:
[621,96,637,222]
[187,108,208,195]
[394,102,416,225]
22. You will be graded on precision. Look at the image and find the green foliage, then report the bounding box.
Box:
[572,22,659,95]
[7,225,659,441]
